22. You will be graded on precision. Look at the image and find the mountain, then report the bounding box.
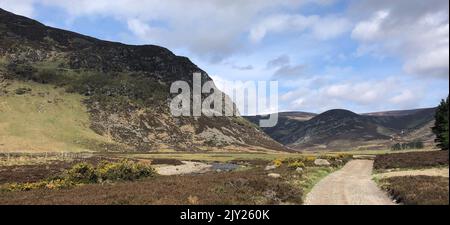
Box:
[0,8,284,152]
[246,108,437,151]
[244,112,316,144]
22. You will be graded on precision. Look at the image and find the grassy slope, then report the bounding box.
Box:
[0,80,118,152]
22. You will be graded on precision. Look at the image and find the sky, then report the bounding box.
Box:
[1,0,448,114]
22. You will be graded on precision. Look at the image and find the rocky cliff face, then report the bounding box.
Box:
[0,8,284,152]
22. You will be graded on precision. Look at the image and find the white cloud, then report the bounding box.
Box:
[351,10,389,41]
[389,90,416,106]
[0,0,35,17]
[3,0,317,61]
[266,55,290,68]
[278,75,431,113]
[250,14,350,43]
[126,18,163,41]
[350,0,449,78]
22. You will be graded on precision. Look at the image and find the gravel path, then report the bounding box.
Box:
[305,160,395,205]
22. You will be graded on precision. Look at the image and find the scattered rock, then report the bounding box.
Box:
[265,165,277,171]
[295,167,303,173]
[314,159,331,166]
[268,173,281,178]
[14,87,32,95]
[263,190,277,199]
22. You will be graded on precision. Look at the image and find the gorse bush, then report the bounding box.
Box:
[96,160,156,182]
[283,153,353,169]
[287,161,305,169]
[64,163,97,184]
[2,160,156,192]
[272,159,283,167]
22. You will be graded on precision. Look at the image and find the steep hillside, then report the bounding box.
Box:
[0,8,284,152]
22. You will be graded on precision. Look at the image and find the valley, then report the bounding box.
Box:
[0,8,448,206]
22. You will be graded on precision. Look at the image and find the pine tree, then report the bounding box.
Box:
[432,96,449,150]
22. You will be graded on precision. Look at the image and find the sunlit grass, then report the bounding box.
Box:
[0,80,117,152]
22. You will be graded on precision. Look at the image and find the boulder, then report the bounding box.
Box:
[268,173,281,178]
[295,167,304,173]
[314,159,331,166]
[265,165,277,171]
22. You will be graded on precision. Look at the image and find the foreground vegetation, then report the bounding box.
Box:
[2,160,156,191]
[374,150,449,205]
[0,153,350,204]
[379,176,449,205]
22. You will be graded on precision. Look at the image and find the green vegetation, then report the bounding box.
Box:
[0,81,120,152]
[2,160,156,192]
[433,96,449,150]
[5,62,168,107]
[287,161,305,169]
[391,140,424,151]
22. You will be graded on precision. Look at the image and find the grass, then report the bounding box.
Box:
[0,80,121,152]
[379,176,449,205]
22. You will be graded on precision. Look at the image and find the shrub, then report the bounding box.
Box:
[272,159,283,167]
[391,141,425,150]
[2,160,156,192]
[287,161,305,169]
[64,163,97,184]
[45,179,74,190]
[305,156,316,164]
[96,160,156,182]
[6,181,47,192]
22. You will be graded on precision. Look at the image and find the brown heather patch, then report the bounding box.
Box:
[374,151,449,171]
[0,156,119,184]
[381,176,449,205]
[0,166,303,205]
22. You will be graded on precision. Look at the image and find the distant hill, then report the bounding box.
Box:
[245,112,316,144]
[0,8,284,152]
[246,108,437,151]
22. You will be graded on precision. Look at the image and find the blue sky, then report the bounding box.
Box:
[1,0,448,114]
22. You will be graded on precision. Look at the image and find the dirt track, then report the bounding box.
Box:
[305,160,395,205]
